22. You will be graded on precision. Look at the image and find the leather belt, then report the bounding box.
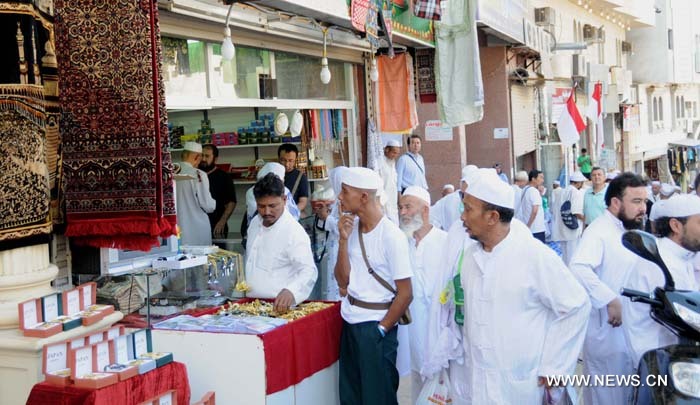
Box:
[347,294,392,310]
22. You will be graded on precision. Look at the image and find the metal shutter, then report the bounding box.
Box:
[511,85,537,157]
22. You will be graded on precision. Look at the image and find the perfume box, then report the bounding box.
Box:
[69,345,118,389]
[43,341,70,386]
[62,288,81,316]
[79,282,97,309]
[41,293,62,322]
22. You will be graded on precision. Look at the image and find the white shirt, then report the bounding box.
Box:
[245,210,317,304]
[175,162,216,246]
[460,220,590,404]
[245,186,300,222]
[511,185,523,214]
[516,185,545,233]
[377,156,399,224]
[622,237,697,365]
[340,217,413,324]
[396,152,428,190]
[407,227,448,373]
[430,191,462,231]
[550,185,584,242]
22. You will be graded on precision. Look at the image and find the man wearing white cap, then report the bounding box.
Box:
[442,184,455,197]
[244,162,299,224]
[648,180,662,203]
[175,142,216,246]
[398,186,448,403]
[551,171,586,264]
[245,173,317,313]
[430,165,478,231]
[569,173,648,405]
[376,140,401,224]
[335,167,413,405]
[446,168,590,403]
[512,170,529,213]
[622,194,700,367]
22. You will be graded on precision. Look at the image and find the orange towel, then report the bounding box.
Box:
[378,54,413,132]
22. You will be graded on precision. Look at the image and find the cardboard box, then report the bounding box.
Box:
[68,335,87,350]
[69,346,93,380]
[79,282,97,309]
[92,341,112,372]
[138,352,173,368]
[73,372,119,389]
[62,288,81,316]
[104,325,125,340]
[87,331,105,345]
[43,341,71,386]
[24,322,62,338]
[41,293,62,322]
[18,298,42,331]
[151,255,207,270]
[55,314,83,332]
[80,309,106,326]
[103,363,139,381]
[131,329,153,357]
[108,334,145,379]
[125,358,156,374]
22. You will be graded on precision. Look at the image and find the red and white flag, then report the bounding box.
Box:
[586,82,605,151]
[557,88,586,146]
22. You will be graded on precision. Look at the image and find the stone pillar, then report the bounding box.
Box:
[0,244,57,329]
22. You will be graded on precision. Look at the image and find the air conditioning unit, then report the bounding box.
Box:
[572,54,587,77]
[621,41,633,53]
[583,24,596,42]
[535,7,556,27]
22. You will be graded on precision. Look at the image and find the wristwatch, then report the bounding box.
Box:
[377,324,387,337]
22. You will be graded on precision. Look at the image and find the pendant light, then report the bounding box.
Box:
[221,3,235,61]
[320,28,331,84]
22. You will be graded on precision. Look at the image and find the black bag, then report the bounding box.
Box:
[560,199,579,230]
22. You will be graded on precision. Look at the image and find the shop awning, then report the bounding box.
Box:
[669,138,700,148]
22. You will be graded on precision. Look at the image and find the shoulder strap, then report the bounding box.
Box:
[358,221,397,295]
[521,185,531,202]
[406,154,425,174]
[291,170,303,197]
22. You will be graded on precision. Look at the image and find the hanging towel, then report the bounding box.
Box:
[377,53,413,132]
[406,53,420,130]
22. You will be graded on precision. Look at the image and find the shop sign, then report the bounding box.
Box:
[425,120,452,141]
[494,128,509,139]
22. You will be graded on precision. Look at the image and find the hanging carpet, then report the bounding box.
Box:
[55,0,177,250]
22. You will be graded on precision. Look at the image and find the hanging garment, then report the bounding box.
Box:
[435,0,484,126]
[377,53,417,132]
[56,0,177,250]
[414,0,442,20]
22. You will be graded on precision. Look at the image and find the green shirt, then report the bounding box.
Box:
[577,155,592,174]
[583,185,607,225]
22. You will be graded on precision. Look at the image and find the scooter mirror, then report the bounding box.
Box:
[622,230,676,291]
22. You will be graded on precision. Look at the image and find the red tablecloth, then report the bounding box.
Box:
[184,300,342,394]
[26,362,190,405]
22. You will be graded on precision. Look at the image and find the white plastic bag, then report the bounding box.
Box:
[416,369,452,405]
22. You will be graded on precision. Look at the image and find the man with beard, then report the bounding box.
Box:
[398,186,448,403]
[175,142,216,246]
[201,144,237,238]
[569,172,648,405]
[245,173,317,313]
[622,194,700,369]
[426,168,589,404]
[430,165,478,231]
[377,140,401,224]
[551,171,586,265]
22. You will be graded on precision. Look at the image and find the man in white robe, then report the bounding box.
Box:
[432,168,591,404]
[398,186,448,403]
[175,142,216,246]
[377,140,401,224]
[569,172,648,405]
[622,194,700,366]
[245,173,317,312]
[430,165,478,230]
[550,171,586,265]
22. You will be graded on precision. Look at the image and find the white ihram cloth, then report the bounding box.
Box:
[376,155,399,224]
[569,210,640,405]
[622,237,697,366]
[430,191,463,230]
[421,220,476,405]
[175,162,216,246]
[406,226,448,403]
[245,209,317,304]
[459,220,590,404]
[551,185,584,265]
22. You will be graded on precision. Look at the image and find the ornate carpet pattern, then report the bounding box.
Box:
[55,0,177,250]
[0,85,51,250]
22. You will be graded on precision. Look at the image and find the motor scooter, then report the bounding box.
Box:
[621,230,700,404]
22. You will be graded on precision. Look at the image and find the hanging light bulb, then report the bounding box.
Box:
[600,10,604,16]
[222,26,235,61]
[370,57,379,82]
[583,3,588,9]
[577,0,582,5]
[320,28,331,84]
[221,3,235,61]
[588,7,593,13]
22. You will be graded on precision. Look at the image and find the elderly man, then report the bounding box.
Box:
[396,134,428,192]
[430,165,478,231]
[569,173,648,405]
[377,140,401,224]
[623,194,700,369]
[335,167,413,405]
[512,170,529,213]
[551,171,586,264]
[244,163,299,223]
[245,173,317,313]
[584,167,608,226]
[437,168,590,403]
[200,144,237,238]
[442,184,455,197]
[175,142,216,246]
[398,186,448,403]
